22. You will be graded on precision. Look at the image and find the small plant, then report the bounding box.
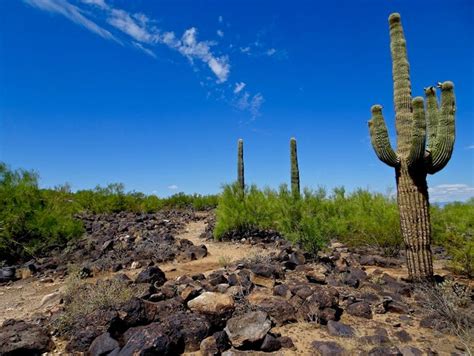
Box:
[218,255,233,268]
[56,265,137,334]
[417,279,473,354]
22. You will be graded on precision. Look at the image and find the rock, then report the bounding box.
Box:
[359,334,390,344]
[312,340,346,355]
[248,294,296,325]
[306,270,327,284]
[273,284,292,299]
[250,263,277,278]
[135,266,166,286]
[79,266,92,278]
[119,323,177,355]
[278,336,295,349]
[40,291,61,307]
[400,346,423,356]
[327,320,354,337]
[162,312,210,352]
[0,267,17,283]
[260,334,281,352]
[224,311,271,348]
[250,273,275,289]
[394,330,412,342]
[89,332,119,356]
[208,271,228,286]
[366,346,402,356]
[0,319,52,355]
[200,336,219,355]
[188,292,235,315]
[347,301,372,319]
[131,261,142,269]
[289,251,305,266]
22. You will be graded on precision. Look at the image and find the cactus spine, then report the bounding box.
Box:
[290,138,300,197]
[368,13,456,281]
[237,139,245,190]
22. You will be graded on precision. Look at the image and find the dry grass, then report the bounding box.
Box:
[417,279,474,355]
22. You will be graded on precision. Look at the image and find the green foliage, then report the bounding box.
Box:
[0,163,83,262]
[214,183,401,254]
[432,199,474,277]
[0,162,218,263]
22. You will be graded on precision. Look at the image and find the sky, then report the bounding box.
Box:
[0,0,473,201]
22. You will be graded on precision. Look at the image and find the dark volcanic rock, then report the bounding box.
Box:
[312,340,346,355]
[0,267,17,283]
[260,334,281,352]
[256,297,297,325]
[88,332,119,356]
[347,301,372,319]
[365,346,402,356]
[224,311,271,348]
[0,319,52,355]
[135,266,167,286]
[327,320,354,337]
[163,312,210,352]
[119,323,178,355]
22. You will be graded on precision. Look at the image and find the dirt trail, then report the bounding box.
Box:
[0,218,271,325]
[161,219,273,279]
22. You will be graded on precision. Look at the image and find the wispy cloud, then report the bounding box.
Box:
[429,184,474,202]
[25,0,117,41]
[25,0,266,119]
[233,82,246,94]
[466,145,474,149]
[234,92,264,119]
[266,48,276,56]
[168,184,178,190]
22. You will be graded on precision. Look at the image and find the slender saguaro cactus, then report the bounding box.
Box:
[237,139,245,190]
[290,138,300,197]
[368,13,456,281]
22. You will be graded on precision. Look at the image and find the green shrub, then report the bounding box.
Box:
[0,163,84,262]
[432,199,474,277]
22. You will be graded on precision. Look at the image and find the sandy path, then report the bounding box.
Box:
[0,218,271,324]
[161,220,273,279]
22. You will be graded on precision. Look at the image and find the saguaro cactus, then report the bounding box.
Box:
[290,138,300,197]
[237,139,245,190]
[368,13,456,281]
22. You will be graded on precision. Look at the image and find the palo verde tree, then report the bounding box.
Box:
[368,13,456,281]
[290,137,300,197]
[237,139,245,190]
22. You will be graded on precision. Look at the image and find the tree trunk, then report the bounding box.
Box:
[396,162,434,281]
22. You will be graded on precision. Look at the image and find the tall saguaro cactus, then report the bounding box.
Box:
[290,138,300,197]
[368,13,456,281]
[237,139,245,190]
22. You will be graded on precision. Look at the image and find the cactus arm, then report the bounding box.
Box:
[426,81,456,174]
[424,86,439,153]
[368,105,399,167]
[407,96,427,166]
[389,13,413,159]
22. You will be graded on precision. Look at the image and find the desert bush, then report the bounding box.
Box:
[214,183,400,254]
[0,163,84,263]
[417,279,473,353]
[432,199,474,277]
[56,265,138,334]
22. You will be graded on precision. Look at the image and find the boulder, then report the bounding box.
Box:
[0,267,16,283]
[260,334,281,352]
[224,311,271,348]
[162,312,210,352]
[347,301,372,319]
[119,323,177,355]
[365,346,402,356]
[312,340,347,356]
[88,332,119,356]
[0,319,52,355]
[188,292,235,315]
[327,320,354,337]
[135,266,166,286]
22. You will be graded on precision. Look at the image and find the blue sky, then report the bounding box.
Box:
[0,0,473,201]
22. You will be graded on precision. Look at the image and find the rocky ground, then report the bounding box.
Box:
[0,210,473,355]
